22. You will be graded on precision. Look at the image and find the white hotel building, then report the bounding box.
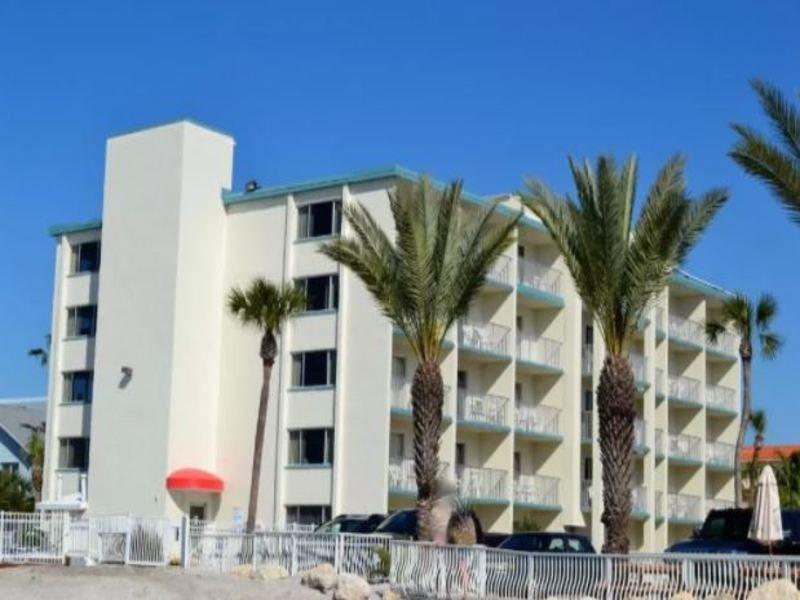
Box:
[41,120,740,551]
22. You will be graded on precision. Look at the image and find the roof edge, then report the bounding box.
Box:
[48,219,102,237]
[671,269,733,299]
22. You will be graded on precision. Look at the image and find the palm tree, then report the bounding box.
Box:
[227,279,306,533]
[706,294,781,507]
[775,451,800,509]
[745,409,767,505]
[320,177,518,540]
[27,335,51,367]
[21,422,45,502]
[523,155,727,553]
[730,80,800,225]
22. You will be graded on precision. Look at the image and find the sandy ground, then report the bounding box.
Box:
[0,565,331,599]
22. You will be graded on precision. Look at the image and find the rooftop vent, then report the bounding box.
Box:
[245,180,260,193]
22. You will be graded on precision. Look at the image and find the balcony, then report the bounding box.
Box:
[485,255,514,291]
[513,474,560,510]
[655,428,666,459]
[668,314,705,350]
[668,493,703,525]
[655,307,666,337]
[581,411,592,443]
[669,432,703,466]
[516,258,563,307]
[668,373,702,407]
[632,485,648,519]
[707,497,735,511]
[707,330,738,360]
[634,418,648,455]
[456,466,508,503]
[630,352,648,389]
[388,458,449,496]
[582,344,593,376]
[458,318,511,360]
[580,481,591,512]
[707,441,736,471]
[656,490,665,521]
[391,376,452,420]
[457,390,509,431]
[706,384,737,416]
[515,404,561,441]
[38,471,88,512]
[655,368,665,398]
[516,333,562,374]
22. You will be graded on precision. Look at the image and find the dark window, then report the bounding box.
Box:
[584,325,594,345]
[517,245,525,258]
[66,305,97,337]
[456,443,466,467]
[513,452,521,478]
[59,438,89,470]
[296,275,338,312]
[297,200,342,239]
[63,371,93,403]
[292,350,336,387]
[583,457,593,481]
[288,429,334,465]
[71,241,101,273]
[457,370,467,390]
[286,505,331,527]
[583,390,593,412]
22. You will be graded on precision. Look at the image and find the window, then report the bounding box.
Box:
[513,452,521,478]
[297,200,342,239]
[457,370,467,391]
[70,241,101,274]
[583,457,593,481]
[456,443,466,467]
[584,325,594,345]
[285,505,331,527]
[389,433,405,460]
[517,245,525,258]
[1,463,19,474]
[583,390,593,412]
[516,316,524,333]
[514,383,522,404]
[391,357,407,380]
[63,371,93,403]
[291,350,336,387]
[288,429,334,465]
[66,305,97,337]
[59,438,89,470]
[296,275,339,312]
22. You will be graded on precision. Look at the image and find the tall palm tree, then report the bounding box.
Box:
[746,409,767,505]
[320,177,518,540]
[730,80,800,225]
[227,279,306,533]
[706,294,781,507]
[523,155,727,553]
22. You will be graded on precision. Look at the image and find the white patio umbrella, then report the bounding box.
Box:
[748,465,783,553]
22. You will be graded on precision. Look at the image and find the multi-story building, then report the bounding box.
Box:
[41,119,740,551]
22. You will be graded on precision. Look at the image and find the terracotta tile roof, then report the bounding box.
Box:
[742,444,800,462]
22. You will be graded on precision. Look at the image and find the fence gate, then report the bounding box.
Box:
[127,517,171,566]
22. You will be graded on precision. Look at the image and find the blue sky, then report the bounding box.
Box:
[1,1,798,442]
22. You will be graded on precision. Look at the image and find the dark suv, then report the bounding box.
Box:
[315,513,386,534]
[498,532,596,554]
[668,508,800,554]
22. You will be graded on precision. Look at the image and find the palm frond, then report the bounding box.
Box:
[226,279,306,334]
[760,331,782,360]
[752,79,800,163]
[755,293,778,330]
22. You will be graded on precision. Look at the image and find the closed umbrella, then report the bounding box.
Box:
[748,465,783,553]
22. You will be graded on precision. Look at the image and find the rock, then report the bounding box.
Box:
[670,593,694,600]
[747,578,800,600]
[381,589,403,600]
[252,564,289,581]
[334,573,372,600]
[231,564,253,577]
[301,563,338,593]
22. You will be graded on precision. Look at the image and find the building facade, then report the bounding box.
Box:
[42,120,740,551]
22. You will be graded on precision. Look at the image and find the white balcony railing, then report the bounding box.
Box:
[668,314,706,346]
[487,255,513,286]
[517,258,562,297]
[388,458,449,494]
[630,353,647,384]
[457,390,508,428]
[458,318,510,356]
[582,344,593,376]
[514,474,559,507]
[706,384,737,413]
[632,485,648,515]
[456,465,507,500]
[707,441,736,469]
[708,330,738,356]
[707,497,736,511]
[391,377,451,412]
[668,493,703,522]
[515,404,561,437]
[516,333,561,368]
[669,432,703,462]
[668,373,702,404]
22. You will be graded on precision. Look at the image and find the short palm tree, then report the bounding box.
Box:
[320,177,518,540]
[746,409,767,505]
[523,155,727,553]
[227,279,306,532]
[706,293,781,507]
[730,80,800,225]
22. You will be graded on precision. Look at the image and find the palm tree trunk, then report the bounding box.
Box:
[411,359,444,542]
[735,356,752,508]
[246,333,277,534]
[597,354,636,554]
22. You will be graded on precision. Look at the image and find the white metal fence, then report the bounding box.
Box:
[0,511,67,564]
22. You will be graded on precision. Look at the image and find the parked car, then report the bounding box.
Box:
[374,510,418,540]
[667,508,800,555]
[498,532,596,554]
[315,513,386,534]
[482,532,510,548]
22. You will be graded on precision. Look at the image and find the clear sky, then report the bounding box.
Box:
[1,1,798,443]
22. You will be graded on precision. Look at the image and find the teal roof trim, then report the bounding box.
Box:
[48,219,102,237]
[670,269,732,299]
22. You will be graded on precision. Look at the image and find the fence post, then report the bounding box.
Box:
[476,545,487,598]
[180,516,190,569]
[124,514,132,565]
[680,558,693,592]
[526,554,535,600]
[290,533,298,576]
[61,512,71,565]
[604,556,614,600]
[334,534,343,573]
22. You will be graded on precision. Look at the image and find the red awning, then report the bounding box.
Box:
[166,468,224,492]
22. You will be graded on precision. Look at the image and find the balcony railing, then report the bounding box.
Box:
[668,493,702,522]
[632,485,648,515]
[707,441,736,469]
[388,458,449,494]
[515,404,560,437]
[487,255,513,286]
[581,411,592,441]
[458,319,510,356]
[707,330,738,356]
[656,368,665,396]
[707,497,735,511]
[634,418,647,451]
[514,474,559,507]
[630,353,647,384]
[456,465,507,500]
[517,258,562,297]
[668,314,706,346]
[582,344,593,376]
[655,428,665,457]
[457,390,508,428]
[706,384,737,413]
[516,333,561,368]
[669,432,703,462]
[391,377,451,413]
[668,373,702,404]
